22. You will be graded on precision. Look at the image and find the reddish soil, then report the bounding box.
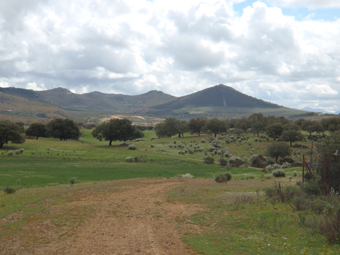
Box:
[22,179,203,255]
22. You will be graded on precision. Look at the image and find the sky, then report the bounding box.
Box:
[0,0,340,112]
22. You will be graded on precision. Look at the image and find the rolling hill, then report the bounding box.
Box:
[0,84,309,119]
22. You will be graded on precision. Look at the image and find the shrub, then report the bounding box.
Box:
[304,172,313,181]
[214,172,232,183]
[19,148,24,154]
[219,158,228,166]
[7,151,13,156]
[292,170,297,177]
[169,144,173,148]
[178,150,186,155]
[318,209,340,243]
[4,187,16,194]
[303,181,322,196]
[174,141,177,144]
[15,150,20,154]
[229,156,243,167]
[150,144,154,148]
[69,177,77,185]
[125,157,134,162]
[128,144,137,150]
[134,157,139,162]
[201,139,206,143]
[177,173,194,178]
[31,150,35,155]
[203,156,214,164]
[273,170,286,178]
[250,155,267,168]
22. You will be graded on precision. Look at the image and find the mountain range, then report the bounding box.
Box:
[0,84,311,119]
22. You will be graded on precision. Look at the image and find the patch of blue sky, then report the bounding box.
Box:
[233,0,340,21]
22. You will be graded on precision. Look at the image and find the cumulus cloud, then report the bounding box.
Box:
[0,0,339,111]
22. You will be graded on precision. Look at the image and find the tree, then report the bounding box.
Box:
[203,118,227,137]
[266,123,284,138]
[175,120,189,137]
[281,130,304,147]
[46,118,80,141]
[188,117,207,136]
[25,123,47,140]
[92,118,135,146]
[265,142,291,162]
[0,120,25,148]
[154,122,167,138]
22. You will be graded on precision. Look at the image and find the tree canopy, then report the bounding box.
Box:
[188,117,207,136]
[266,123,284,138]
[46,118,80,141]
[92,118,135,146]
[203,118,227,137]
[281,130,304,147]
[265,142,291,162]
[25,123,47,140]
[0,120,25,148]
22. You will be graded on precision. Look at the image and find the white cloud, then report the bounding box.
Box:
[0,0,339,111]
[0,79,10,88]
[26,82,45,91]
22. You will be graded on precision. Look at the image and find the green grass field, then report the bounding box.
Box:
[0,129,308,188]
[2,128,339,254]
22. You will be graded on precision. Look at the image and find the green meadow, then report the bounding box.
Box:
[3,128,338,254]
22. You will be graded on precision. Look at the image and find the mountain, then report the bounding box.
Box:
[36,88,175,112]
[151,85,280,110]
[0,84,309,119]
[301,107,328,114]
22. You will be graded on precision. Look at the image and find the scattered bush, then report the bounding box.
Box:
[292,170,297,177]
[150,144,154,148]
[19,148,24,154]
[201,139,206,143]
[4,187,16,194]
[15,150,20,154]
[69,177,77,185]
[273,169,286,178]
[7,151,13,156]
[219,158,228,166]
[250,155,267,168]
[31,150,35,155]
[303,181,322,196]
[128,144,137,150]
[169,144,173,148]
[203,156,214,164]
[229,156,243,167]
[214,172,232,183]
[177,173,194,178]
[125,157,134,162]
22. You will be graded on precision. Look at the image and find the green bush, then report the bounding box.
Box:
[150,144,154,148]
[203,156,214,164]
[128,144,137,150]
[15,150,20,154]
[69,177,77,185]
[7,151,13,156]
[273,169,286,177]
[4,187,16,194]
[219,158,228,166]
[125,157,134,162]
[214,172,232,183]
[19,148,24,154]
[303,181,322,196]
[292,170,297,177]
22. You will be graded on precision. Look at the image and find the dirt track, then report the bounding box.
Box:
[33,179,203,255]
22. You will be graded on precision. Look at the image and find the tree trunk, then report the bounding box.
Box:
[214,133,217,137]
[290,141,292,147]
[0,142,3,148]
[198,131,200,136]
[109,140,112,146]
[36,136,39,140]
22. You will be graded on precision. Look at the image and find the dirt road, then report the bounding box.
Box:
[34,179,203,255]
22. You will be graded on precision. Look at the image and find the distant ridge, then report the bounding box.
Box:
[0,85,308,118]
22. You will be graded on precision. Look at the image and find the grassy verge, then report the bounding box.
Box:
[168,179,340,254]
